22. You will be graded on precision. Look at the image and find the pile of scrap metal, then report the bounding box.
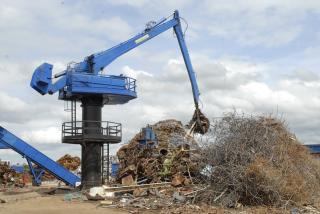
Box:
[43,154,80,180]
[0,163,26,187]
[57,154,81,171]
[96,184,203,211]
[116,120,200,186]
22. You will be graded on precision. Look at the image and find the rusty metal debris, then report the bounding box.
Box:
[116,119,200,186]
[43,154,80,180]
[0,163,26,187]
[188,108,210,134]
[57,154,80,171]
[109,113,320,211]
[196,112,320,207]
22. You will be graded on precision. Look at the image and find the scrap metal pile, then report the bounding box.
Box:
[196,112,320,207]
[43,154,80,180]
[0,163,15,185]
[0,163,24,187]
[116,119,200,185]
[113,113,320,211]
[56,154,80,171]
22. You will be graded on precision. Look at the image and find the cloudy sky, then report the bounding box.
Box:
[0,0,320,163]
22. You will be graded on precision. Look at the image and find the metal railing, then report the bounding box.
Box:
[66,70,137,94]
[125,77,136,92]
[62,120,122,140]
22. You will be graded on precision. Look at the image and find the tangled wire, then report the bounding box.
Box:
[195,112,320,208]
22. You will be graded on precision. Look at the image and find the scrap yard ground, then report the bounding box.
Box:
[2,116,320,214]
[0,190,126,214]
[1,187,319,214]
[1,1,320,214]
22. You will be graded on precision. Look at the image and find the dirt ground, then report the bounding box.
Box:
[1,185,318,214]
[0,195,129,214]
[0,184,134,214]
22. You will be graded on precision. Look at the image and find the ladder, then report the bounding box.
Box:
[71,100,76,135]
[102,143,110,182]
[64,100,77,135]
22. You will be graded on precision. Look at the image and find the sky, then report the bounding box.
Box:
[0,0,320,164]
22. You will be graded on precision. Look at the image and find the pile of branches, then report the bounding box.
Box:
[196,112,320,207]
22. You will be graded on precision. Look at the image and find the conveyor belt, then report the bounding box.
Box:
[0,126,80,187]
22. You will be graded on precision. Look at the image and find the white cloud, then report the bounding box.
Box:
[21,127,60,145]
[0,1,133,59]
[102,0,150,8]
[286,70,320,82]
[201,0,319,47]
[122,65,153,79]
[0,92,26,112]
[206,12,302,47]
[103,0,193,10]
[203,0,320,14]
[0,92,29,123]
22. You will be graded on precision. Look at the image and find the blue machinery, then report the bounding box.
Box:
[138,126,158,149]
[0,127,80,186]
[29,10,209,188]
[306,144,320,154]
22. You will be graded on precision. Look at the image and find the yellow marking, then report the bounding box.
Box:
[135,34,150,44]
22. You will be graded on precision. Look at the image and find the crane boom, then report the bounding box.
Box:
[71,10,200,105]
[31,10,209,134]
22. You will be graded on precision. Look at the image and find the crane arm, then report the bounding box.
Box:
[75,18,178,74]
[31,10,200,106]
[31,10,209,134]
[72,10,200,106]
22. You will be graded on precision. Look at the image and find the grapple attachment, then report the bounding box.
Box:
[188,108,210,134]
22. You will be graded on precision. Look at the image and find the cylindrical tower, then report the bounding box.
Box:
[54,75,136,189]
[81,96,103,188]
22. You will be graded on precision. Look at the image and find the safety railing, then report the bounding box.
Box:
[62,120,122,141]
[68,70,137,94]
[125,77,136,92]
[102,75,136,93]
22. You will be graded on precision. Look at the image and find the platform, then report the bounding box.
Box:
[58,73,137,105]
[62,120,122,144]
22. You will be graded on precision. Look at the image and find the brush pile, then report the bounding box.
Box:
[196,112,320,207]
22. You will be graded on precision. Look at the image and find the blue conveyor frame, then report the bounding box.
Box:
[0,126,80,187]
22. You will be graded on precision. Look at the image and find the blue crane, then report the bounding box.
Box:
[31,10,209,134]
[30,10,209,188]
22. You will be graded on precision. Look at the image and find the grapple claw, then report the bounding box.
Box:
[188,108,209,134]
